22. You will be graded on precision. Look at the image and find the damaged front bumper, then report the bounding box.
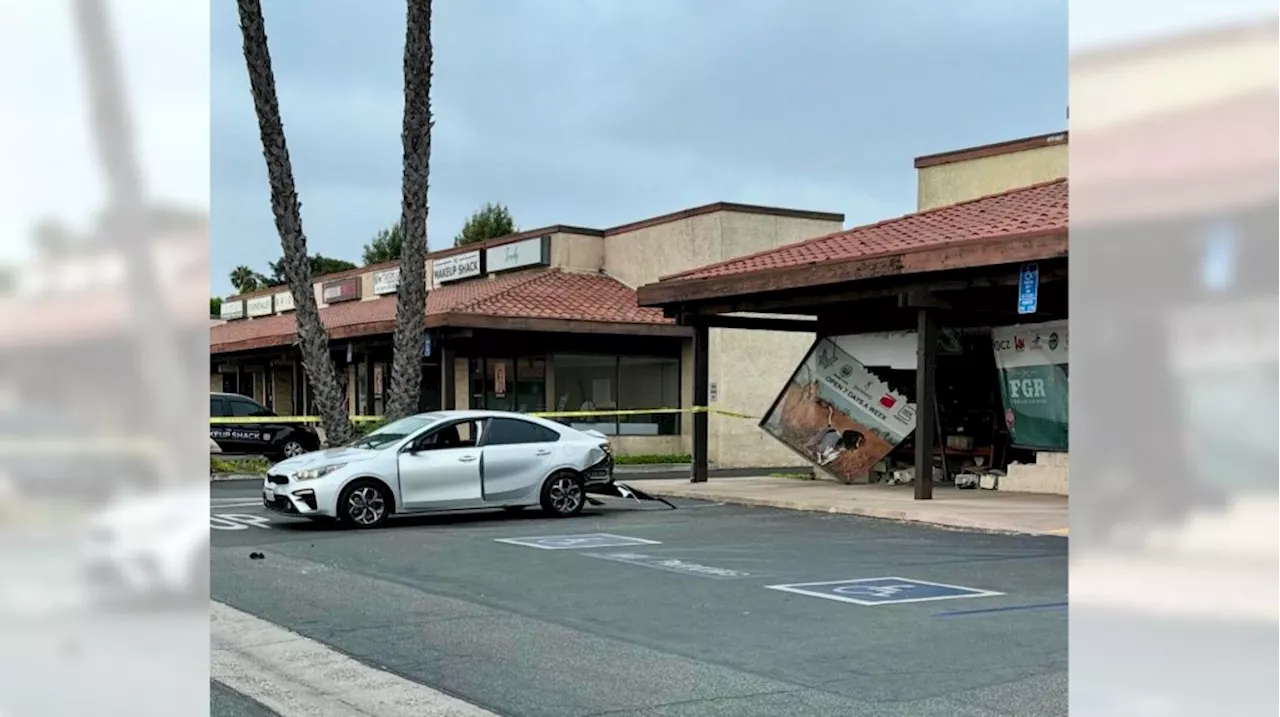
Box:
[585,480,677,509]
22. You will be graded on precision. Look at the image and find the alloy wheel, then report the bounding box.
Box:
[283,441,306,458]
[548,476,582,515]
[347,486,386,526]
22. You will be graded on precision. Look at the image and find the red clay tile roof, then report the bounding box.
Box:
[447,270,669,324]
[210,269,671,354]
[660,179,1068,283]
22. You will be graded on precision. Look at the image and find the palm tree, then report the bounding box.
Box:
[384,0,434,421]
[236,0,353,444]
[71,0,192,484]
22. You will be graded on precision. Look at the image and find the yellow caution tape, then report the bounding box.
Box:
[209,406,758,425]
[0,437,167,458]
[210,415,384,425]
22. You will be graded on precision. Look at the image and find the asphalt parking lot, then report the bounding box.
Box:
[211,479,1068,717]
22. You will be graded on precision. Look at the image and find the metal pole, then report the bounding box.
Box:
[691,321,710,483]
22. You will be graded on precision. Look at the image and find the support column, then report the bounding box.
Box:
[691,320,710,483]
[913,307,938,500]
[441,347,456,411]
[363,352,375,416]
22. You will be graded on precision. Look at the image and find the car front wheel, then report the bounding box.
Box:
[539,471,585,518]
[337,479,392,529]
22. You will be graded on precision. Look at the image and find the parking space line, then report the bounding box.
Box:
[935,601,1068,617]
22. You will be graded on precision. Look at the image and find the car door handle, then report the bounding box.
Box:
[458,455,477,463]
[535,449,552,456]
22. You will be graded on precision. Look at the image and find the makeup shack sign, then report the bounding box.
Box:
[992,321,1069,451]
[432,250,481,284]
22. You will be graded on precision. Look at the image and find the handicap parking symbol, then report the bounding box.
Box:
[494,533,662,550]
[765,577,1003,606]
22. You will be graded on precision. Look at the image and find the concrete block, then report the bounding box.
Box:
[1035,451,1070,468]
[1003,462,1068,495]
[979,473,1000,490]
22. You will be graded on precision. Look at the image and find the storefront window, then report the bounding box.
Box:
[514,357,547,413]
[551,354,680,436]
[618,356,680,435]
[468,357,548,413]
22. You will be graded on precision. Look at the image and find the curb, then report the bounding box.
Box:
[637,486,1067,537]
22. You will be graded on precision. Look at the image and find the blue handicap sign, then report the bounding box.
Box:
[495,533,661,550]
[766,577,1003,606]
[1018,263,1039,315]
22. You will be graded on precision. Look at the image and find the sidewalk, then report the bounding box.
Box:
[624,476,1069,536]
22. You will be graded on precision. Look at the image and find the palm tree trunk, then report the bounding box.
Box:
[385,0,434,421]
[236,0,353,444]
[71,0,191,486]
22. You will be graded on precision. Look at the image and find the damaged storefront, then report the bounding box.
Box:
[757,323,1068,494]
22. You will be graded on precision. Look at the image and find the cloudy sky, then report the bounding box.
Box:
[210,0,1069,296]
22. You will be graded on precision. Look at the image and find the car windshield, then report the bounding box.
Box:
[345,414,442,450]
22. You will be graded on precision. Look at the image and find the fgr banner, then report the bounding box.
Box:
[761,337,916,483]
[992,321,1069,450]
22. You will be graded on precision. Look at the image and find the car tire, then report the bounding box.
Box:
[337,479,392,529]
[539,471,585,518]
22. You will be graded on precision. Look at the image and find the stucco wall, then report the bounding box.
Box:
[917,143,1068,211]
[549,232,605,273]
[709,328,813,469]
[603,212,842,289]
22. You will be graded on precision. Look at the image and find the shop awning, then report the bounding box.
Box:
[636,179,1068,309]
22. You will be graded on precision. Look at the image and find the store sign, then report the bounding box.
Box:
[432,251,481,284]
[372,267,400,295]
[760,337,916,483]
[273,290,295,312]
[245,295,273,317]
[485,236,548,274]
[220,300,245,320]
[992,321,1068,451]
[322,277,361,304]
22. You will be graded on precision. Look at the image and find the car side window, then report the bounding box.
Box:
[485,418,560,447]
[411,419,484,452]
[229,399,273,418]
[210,397,227,417]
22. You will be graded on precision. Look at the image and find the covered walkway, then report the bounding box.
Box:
[636,179,1069,498]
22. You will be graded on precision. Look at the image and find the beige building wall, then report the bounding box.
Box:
[602,208,842,469]
[1071,24,1276,134]
[916,140,1068,211]
[549,231,605,273]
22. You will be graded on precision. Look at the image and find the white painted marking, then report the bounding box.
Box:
[209,501,264,509]
[210,514,274,531]
[210,516,248,531]
[212,601,498,716]
[765,576,1004,606]
[493,533,662,550]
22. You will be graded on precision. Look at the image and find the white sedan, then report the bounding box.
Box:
[261,410,616,528]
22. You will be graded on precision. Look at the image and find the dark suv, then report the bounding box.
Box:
[209,392,320,461]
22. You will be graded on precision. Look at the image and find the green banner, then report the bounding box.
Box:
[992,321,1068,451]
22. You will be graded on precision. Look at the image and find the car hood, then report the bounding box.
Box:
[270,446,379,474]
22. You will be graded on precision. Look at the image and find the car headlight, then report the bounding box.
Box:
[292,464,346,481]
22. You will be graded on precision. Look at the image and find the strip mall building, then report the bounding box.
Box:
[211,131,1072,474]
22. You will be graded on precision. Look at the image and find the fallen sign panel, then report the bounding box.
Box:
[583,552,754,579]
[765,577,1004,606]
[494,533,662,550]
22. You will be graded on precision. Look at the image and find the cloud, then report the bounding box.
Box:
[209,0,1067,294]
